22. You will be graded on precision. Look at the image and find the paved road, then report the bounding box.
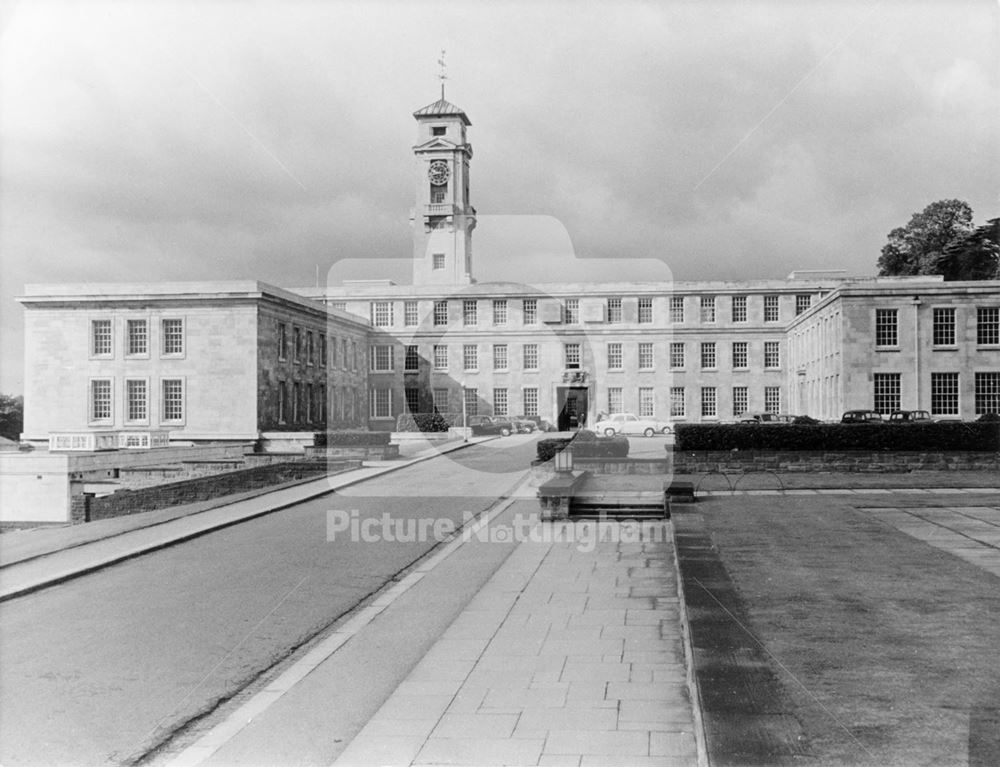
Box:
[0,436,538,767]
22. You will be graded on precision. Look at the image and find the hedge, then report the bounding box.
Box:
[536,431,630,462]
[674,422,1000,452]
[395,413,451,432]
[314,430,392,447]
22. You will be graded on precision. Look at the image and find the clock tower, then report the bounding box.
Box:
[410,97,476,285]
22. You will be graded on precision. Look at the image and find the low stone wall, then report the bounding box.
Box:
[305,445,401,460]
[574,458,670,474]
[73,460,357,523]
[671,449,1000,474]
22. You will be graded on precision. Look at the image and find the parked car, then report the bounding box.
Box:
[593,412,673,437]
[888,410,933,423]
[841,410,884,424]
[508,416,537,434]
[739,412,796,425]
[468,416,514,436]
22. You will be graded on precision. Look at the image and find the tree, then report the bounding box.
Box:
[940,218,1000,280]
[877,199,977,279]
[0,394,23,440]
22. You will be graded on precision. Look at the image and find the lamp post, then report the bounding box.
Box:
[461,380,468,442]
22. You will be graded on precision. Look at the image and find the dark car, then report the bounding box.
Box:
[468,415,514,436]
[841,410,884,424]
[888,410,933,423]
[509,416,537,434]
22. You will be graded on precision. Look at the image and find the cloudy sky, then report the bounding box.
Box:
[1,0,997,392]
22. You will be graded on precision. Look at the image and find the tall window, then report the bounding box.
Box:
[162,379,184,422]
[731,295,747,323]
[608,387,623,413]
[126,379,147,422]
[463,300,478,326]
[277,324,287,361]
[932,308,956,346]
[670,296,684,323]
[405,388,420,413]
[931,372,959,416]
[607,298,623,324]
[700,342,716,369]
[370,388,392,419]
[564,343,581,369]
[464,387,479,417]
[873,373,901,414]
[638,387,654,417]
[670,342,685,369]
[564,299,579,324]
[732,341,748,370]
[670,387,685,417]
[700,296,716,323]
[523,298,538,325]
[433,300,448,326]
[764,295,779,322]
[764,341,780,369]
[523,387,538,417]
[370,345,394,371]
[278,381,287,423]
[127,319,148,355]
[92,320,113,357]
[493,344,508,370]
[432,253,445,269]
[463,344,478,371]
[638,297,653,324]
[875,309,898,347]
[306,331,314,365]
[733,386,748,416]
[293,327,302,362]
[764,386,781,414]
[433,388,449,413]
[795,294,812,315]
[162,319,184,355]
[404,300,419,327]
[607,343,623,370]
[493,388,508,416]
[978,307,1000,345]
[701,387,717,417]
[433,344,448,371]
[404,345,419,372]
[493,299,508,325]
[371,301,393,327]
[975,372,1000,414]
[638,342,654,370]
[523,344,538,370]
[91,379,112,422]
[319,334,327,367]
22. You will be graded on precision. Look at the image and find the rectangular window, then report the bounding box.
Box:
[764,295,780,322]
[523,387,539,417]
[464,387,479,417]
[733,386,748,416]
[433,300,448,326]
[933,308,956,346]
[564,343,581,369]
[162,379,184,423]
[92,319,113,357]
[732,341,748,370]
[731,295,747,323]
[293,327,302,362]
[277,323,287,361]
[564,299,579,324]
[405,388,420,413]
[493,299,508,325]
[493,388,508,416]
[370,388,392,419]
[523,298,538,325]
[330,336,337,367]
[162,319,184,355]
[404,300,419,327]
[608,387,623,414]
[370,345,394,372]
[330,301,346,312]
[319,334,327,367]
[433,388,449,413]
[670,387,685,418]
[764,341,780,369]
[764,386,781,414]
[433,344,448,371]
[638,342,654,370]
[700,342,716,369]
[523,344,538,370]
[493,344,508,370]
[701,387,717,418]
[90,379,112,422]
[305,383,312,423]
[463,344,478,371]
[670,342,685,369]
[978,307,1000,345]
[433,253,445,270]
[278,381,287,423]
[873,373,901,414]
[371,301,393,328]
[463,299,478,326]
[931,372,959,416]
[795,294,812,315]
[306,331,314,365]
[875,309,898,348]
[404,345,419,372]
[607,298,622,324]
[700,296,716,323]
[975,372,1000,415]
[607,343,623,370]
[125,379,147,422]
[638,297,653,324]
[292,383,301,423]
[127,319,148,356]
[638,387,654,417]
[670,296,684,323]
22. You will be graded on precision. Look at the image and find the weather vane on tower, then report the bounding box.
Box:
[437,49,448,100]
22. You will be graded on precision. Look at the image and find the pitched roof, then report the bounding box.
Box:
[413,98,471,125]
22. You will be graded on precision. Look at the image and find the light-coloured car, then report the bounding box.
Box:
[594,412,672,437]
[739,412,796,425]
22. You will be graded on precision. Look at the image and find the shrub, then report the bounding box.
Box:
[673,422,1000,452]
[535,432,630,462]
[315,431,391,447]
[537,438,573,462]
[395,413,451,432]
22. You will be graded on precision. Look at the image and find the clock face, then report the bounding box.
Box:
[428,161,450,186]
